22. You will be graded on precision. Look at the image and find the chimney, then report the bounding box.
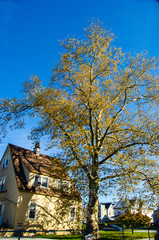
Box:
[34,142,40,156]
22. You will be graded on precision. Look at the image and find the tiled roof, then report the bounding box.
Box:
[9,144,80,198]
[9,144,71,178]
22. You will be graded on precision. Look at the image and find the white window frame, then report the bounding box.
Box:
[2,157,9,170]
[70,206,76,221]
[57,179,70,192]
[34,175,49,188]
[57,179,62,189]
[0,177,6,191]
[28,201,37,219]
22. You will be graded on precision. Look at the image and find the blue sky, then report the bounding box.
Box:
[0,0,159,201]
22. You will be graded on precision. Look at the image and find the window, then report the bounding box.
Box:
[58,179,62,189]
[34,175,48,188]
[28,202,36,219]
[58,179,70,192]
[0,203,4,217]
[0,205,2,216]
[2,157,9,169]
[0,177,6,190]
[70,207,76,221]
[41,177,48,187]
[34,175,41,186]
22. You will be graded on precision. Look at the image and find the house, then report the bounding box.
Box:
[152,208,159,226]
[113,199,153,221]
[0,143,81,230]
[113,199,129,217]
[98,202,114,222]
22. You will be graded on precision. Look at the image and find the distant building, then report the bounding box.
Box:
[98,199,154,223]
[113,199,153,221]
[152,208,159,226]
[98,202,114,222]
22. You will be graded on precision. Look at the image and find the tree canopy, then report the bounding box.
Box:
[0,21,159,238]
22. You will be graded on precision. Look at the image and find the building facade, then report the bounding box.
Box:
[98,202,114,222]
[98,199,153,223]
[0,143,81,230]
[113,199,153,221]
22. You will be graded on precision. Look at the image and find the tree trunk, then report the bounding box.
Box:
[86,179,100,239]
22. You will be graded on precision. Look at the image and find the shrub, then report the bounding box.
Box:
[118,211,151,228]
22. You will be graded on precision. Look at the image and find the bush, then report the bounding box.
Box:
[118,211,151,228]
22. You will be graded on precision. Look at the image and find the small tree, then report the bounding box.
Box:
[0,21,159,239]
[118,211,151,228]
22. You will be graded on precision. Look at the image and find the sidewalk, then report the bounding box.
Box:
[1,238,55,240]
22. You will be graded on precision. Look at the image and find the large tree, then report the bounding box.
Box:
[0,22,159,239]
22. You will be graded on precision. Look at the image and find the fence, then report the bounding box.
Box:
[0,229,92,240]
[0,227,157,240]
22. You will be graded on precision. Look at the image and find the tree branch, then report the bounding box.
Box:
[98,141,150,165]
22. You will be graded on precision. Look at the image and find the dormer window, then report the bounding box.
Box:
[34,175,48,188]
[58,179,70,192]
[2,157,9,170]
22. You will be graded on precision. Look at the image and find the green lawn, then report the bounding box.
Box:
[100,229,156,240]
[36,233,82,239]
[36,229,157,240]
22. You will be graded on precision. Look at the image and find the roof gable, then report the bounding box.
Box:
[8,144,80,198]
[9,144,70,179]
[100,202,113,209]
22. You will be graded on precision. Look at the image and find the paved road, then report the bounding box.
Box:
[134,230,157,232]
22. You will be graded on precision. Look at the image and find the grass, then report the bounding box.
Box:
[36,229,157,240]
[100,229,156,240]
[36,233,82,239]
